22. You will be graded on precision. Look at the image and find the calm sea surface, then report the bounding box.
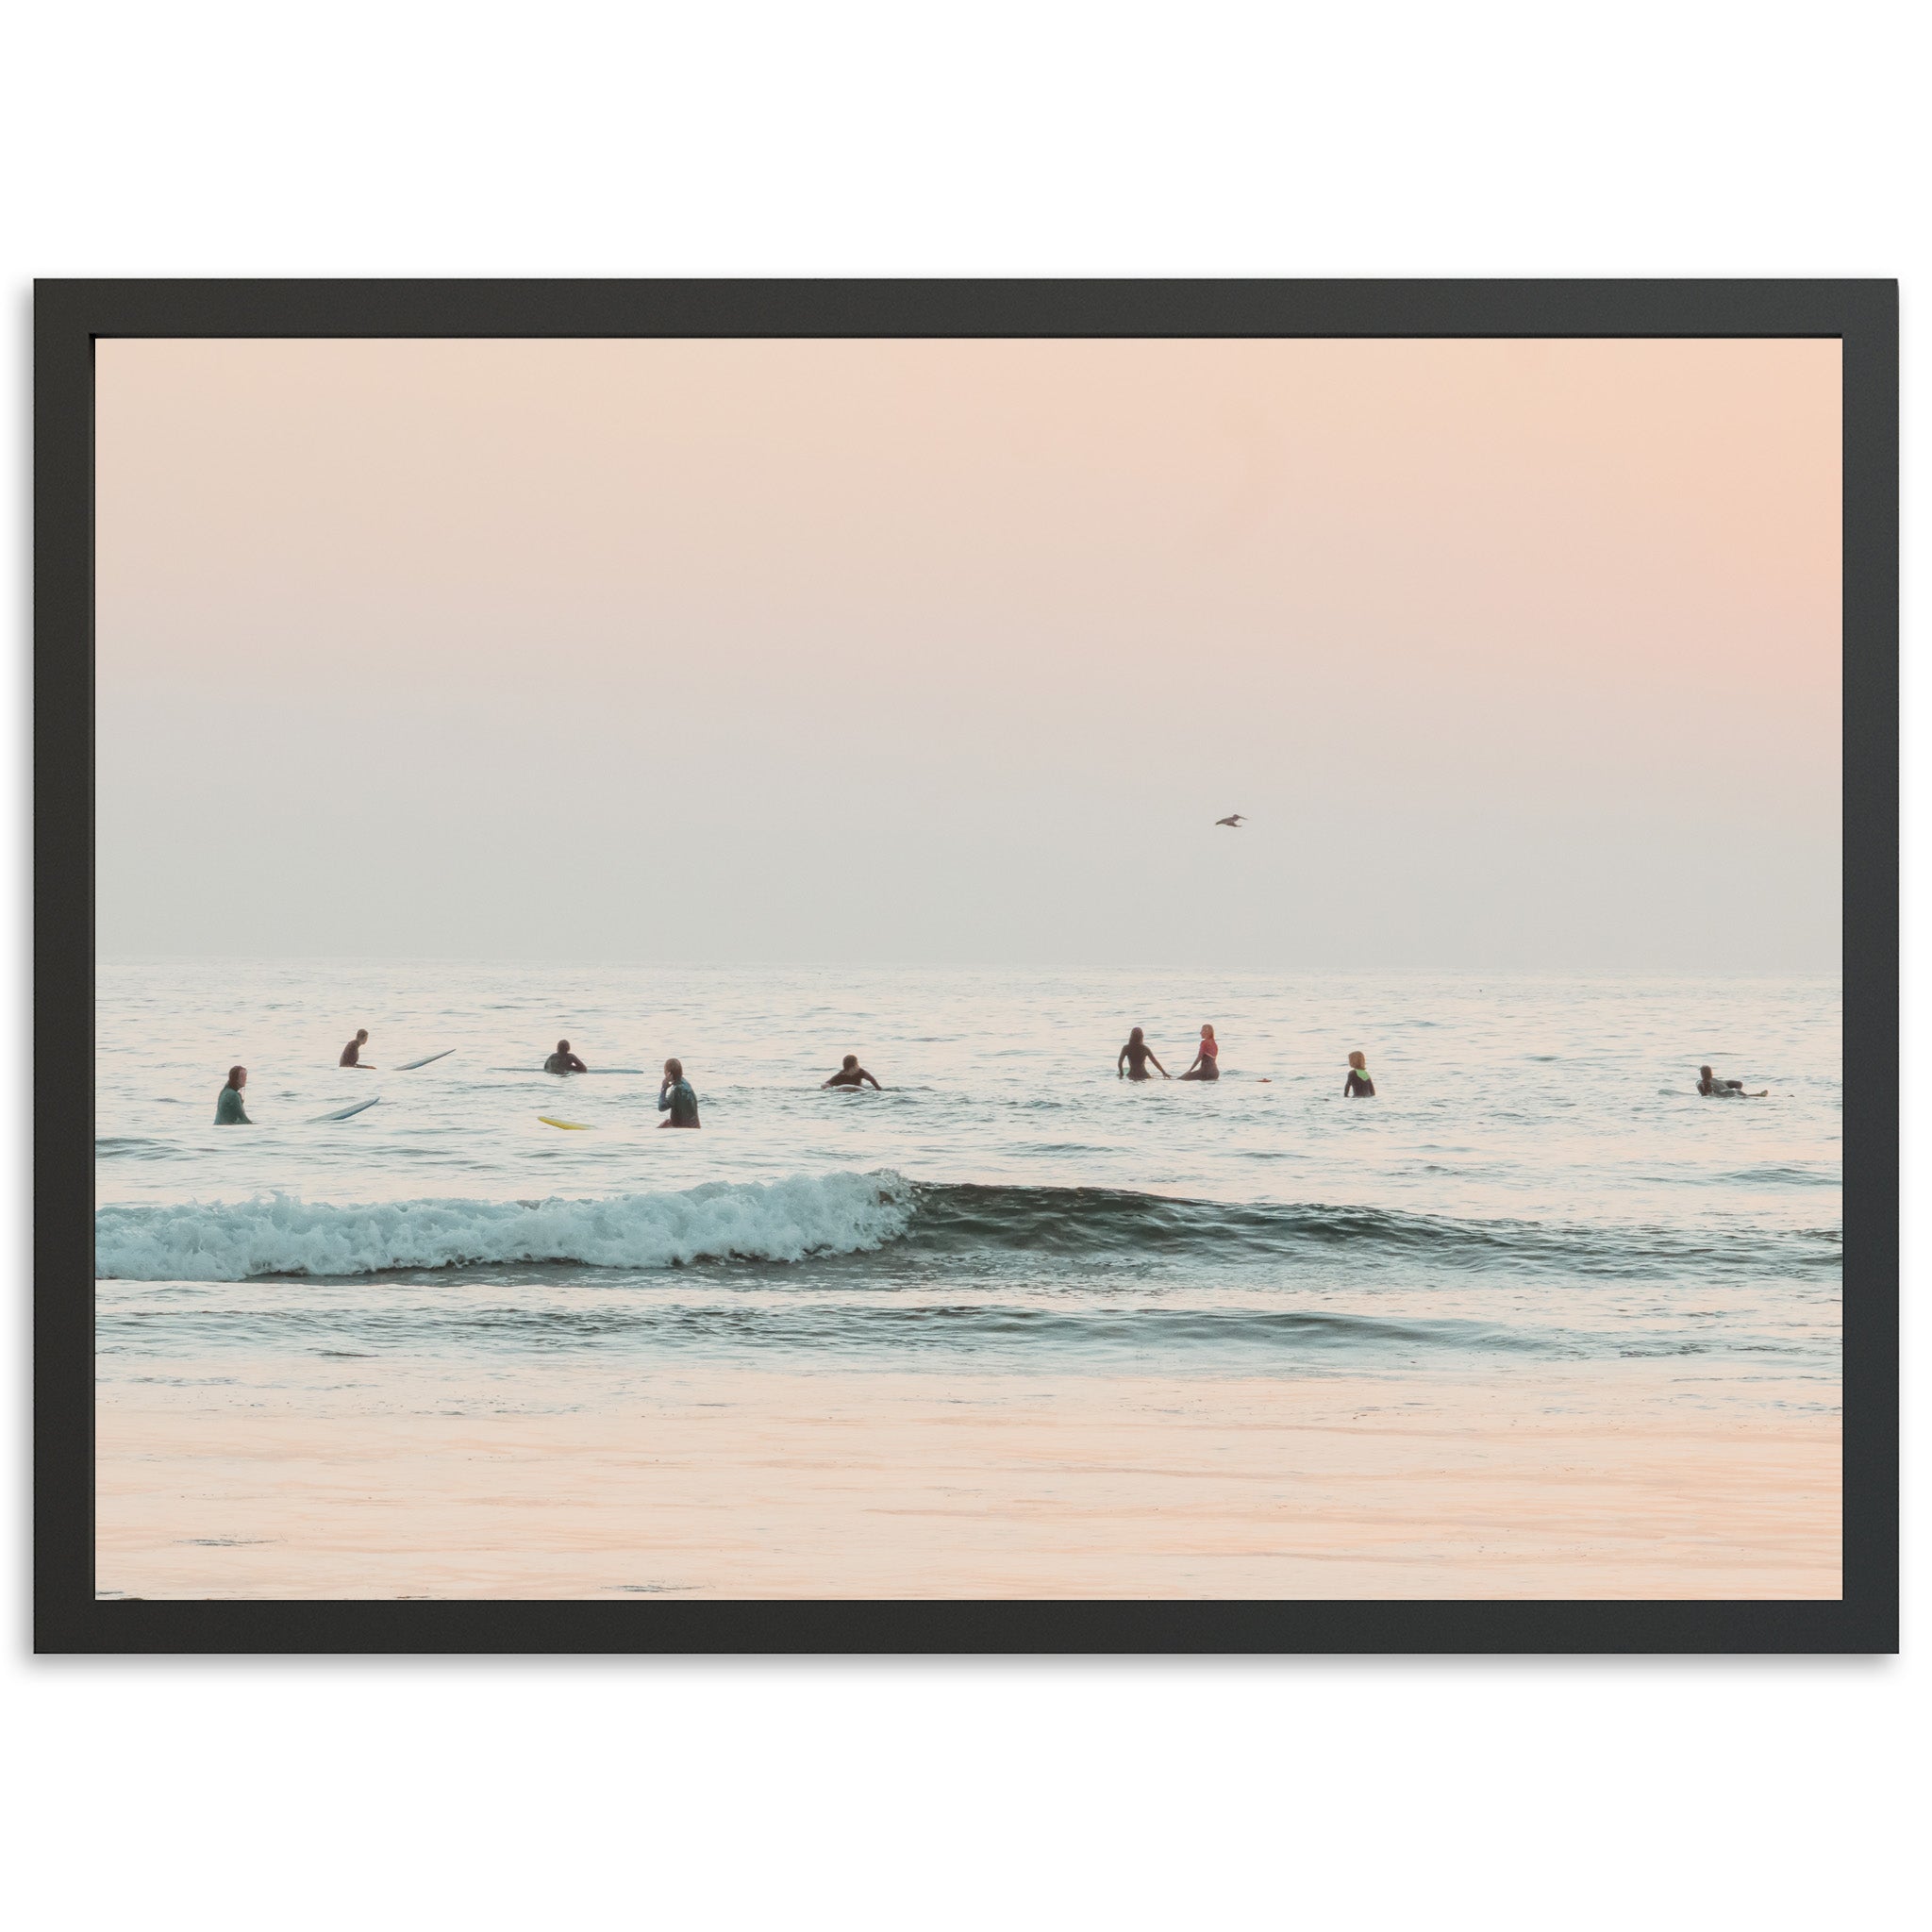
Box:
[95,961,1841,1412]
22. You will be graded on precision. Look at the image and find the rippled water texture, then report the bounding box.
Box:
[96,962,1840,1398]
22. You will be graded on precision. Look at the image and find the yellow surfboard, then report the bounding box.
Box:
[538,1116,590,1130]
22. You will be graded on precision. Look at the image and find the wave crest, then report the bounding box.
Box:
[93,1172,1840,1284]
[95,1172,912,1282]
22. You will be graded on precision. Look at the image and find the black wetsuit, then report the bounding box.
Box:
[340,1039,365,1067]
[658,1077,701,1127]
[1344,1069,1375,1098]
[1698,1074,1745,1096]
[544,1052,588,1074]
[1120,1041,1157,1079]
[825,1068,880,1090]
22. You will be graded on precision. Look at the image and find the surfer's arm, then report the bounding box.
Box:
[1149,1054,1169,1077]
[860,1071,882,1090]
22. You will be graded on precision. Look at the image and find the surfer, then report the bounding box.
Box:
[1117,1026,1169,1080]
[1698,1064,1767,1098]
[823,1055,883,1091]
[215,1066,253,1124]
[339,1028,374,1069]
[658,1058,701,1128]
[544,1039,589,1075]
[1344,1052,1375,1098]
[1178,1024,1221,1081]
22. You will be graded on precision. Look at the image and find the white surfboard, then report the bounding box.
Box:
[395,1049,456,1071]
[312,1096,381,1124]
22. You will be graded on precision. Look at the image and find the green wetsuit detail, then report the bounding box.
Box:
[658,1077,700,1126]
[215,1086,251,1125]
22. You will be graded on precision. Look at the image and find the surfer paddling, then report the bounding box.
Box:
[215,1066,253,1124]
[1117,1026,1169,1080]
[339,1028,374,1069]
[1344,1052,1375,1098]
[1698,1065,1767,1098]
[824,1055,882,1091]
[543,1039,589,1075]
[658,1058,701,1128]
[1178,1024,1221,1081]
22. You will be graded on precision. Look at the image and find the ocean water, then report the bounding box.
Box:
[95,960,1842,1410]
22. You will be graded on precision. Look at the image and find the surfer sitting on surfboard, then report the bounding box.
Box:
[215,1066,252,1124]
[658,1058,701,1128]
[1344,1052,1375,1098]
[823,1055,882,1091]
[1178,1024,1220,1081]
[1117,1026,1169,1080]
[544,1039,589,1075]
[340,1028,374,1069]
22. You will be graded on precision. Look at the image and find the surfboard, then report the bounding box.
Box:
[313,1096,381,1124]
[395,1049,456,1071]
[538,1116,590,1130]
[492,1067,647,1075]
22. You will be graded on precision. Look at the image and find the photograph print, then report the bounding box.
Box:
[74,305,1867,1628]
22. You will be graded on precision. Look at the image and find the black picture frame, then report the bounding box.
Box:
[38,278,1898,1655]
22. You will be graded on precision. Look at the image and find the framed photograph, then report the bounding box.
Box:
[37,280,1896,1653]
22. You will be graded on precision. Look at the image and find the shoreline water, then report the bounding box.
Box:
[97,1360,1840,1601]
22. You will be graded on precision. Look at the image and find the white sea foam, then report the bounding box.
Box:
[95,1171,912,1281]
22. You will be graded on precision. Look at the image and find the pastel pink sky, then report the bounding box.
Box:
[96,337,1840,967]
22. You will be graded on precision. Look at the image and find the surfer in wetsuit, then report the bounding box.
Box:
[1344,1051,1375,1098]
[1178,1024,1221,1081]
[544,1039,589,1075]
[340,1028,374,1069]
[1117,1026,1169,1080]
[824,1055,882,1091]
[658,1058,701,1127]
[1698,1064,1767,1098]
[215,1066,252,1124]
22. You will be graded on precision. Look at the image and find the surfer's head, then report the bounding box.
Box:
[558,1040,570,1054]
[1700,1065,1713,1079]
[842,1055,859,1071]
[227,1065,246,1089]
[1129,1026,1144,1044]
[664,1058,684,1081]
[355,1029,368,1044]
[1348,1051,1366,1071]
[1201,1024,1215,1041]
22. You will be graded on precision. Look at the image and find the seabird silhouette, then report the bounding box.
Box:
[1215,813,1246,827]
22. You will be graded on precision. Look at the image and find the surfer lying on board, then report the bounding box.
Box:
[824,1055,882,1091]
[215,1066,252,1124]
[1117,1026,1169,1080]
[544,1039,589,1074]
[1698,1064,1767,1098]
[658,1058,701,1127]
[1344,1052,1375,1098]
[340,1028,374,1069]
[1178,1024,1220,1081]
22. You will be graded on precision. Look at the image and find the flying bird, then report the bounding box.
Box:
[1215,814,1246,828]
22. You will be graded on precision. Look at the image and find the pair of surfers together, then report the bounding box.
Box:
[1117,1025,1377,1097]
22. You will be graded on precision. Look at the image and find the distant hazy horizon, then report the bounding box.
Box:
[95,337,1841,971]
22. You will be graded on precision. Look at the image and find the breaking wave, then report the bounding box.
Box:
[95,1172,912,1282]
[93,1170,1841,1284]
